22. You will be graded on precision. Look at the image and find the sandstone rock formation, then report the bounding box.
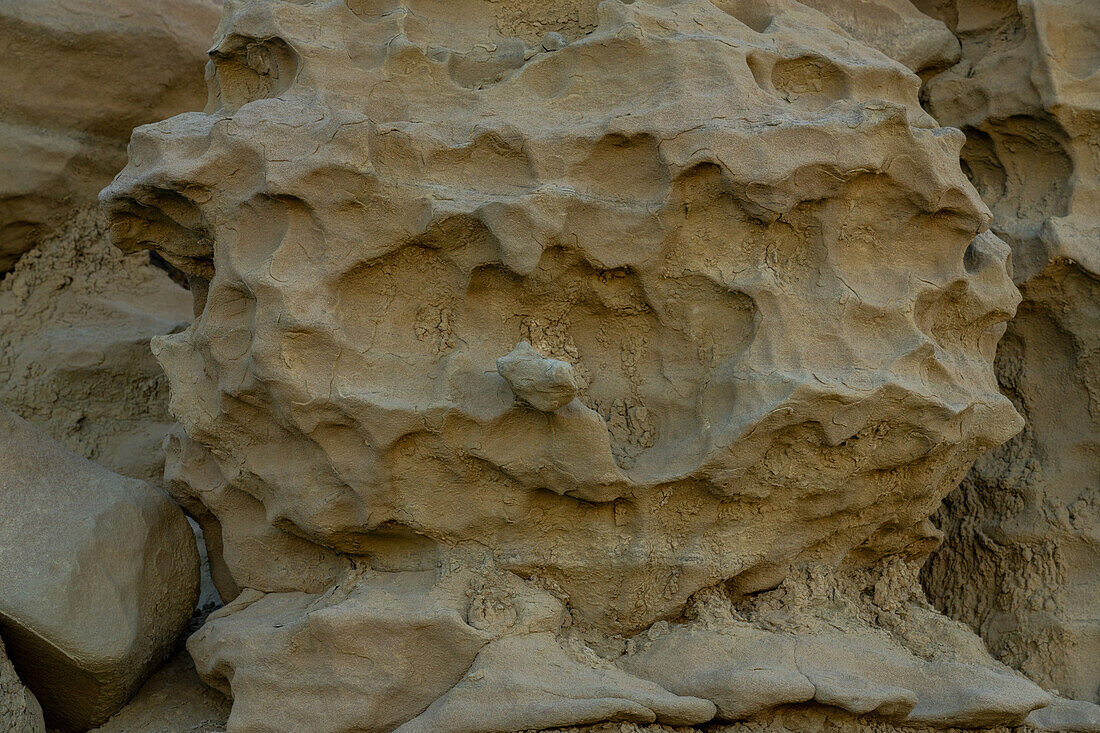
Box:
[0,0,220,271]
[0,406,199,731]
[0,638,45,733]
[913,0,1100,706]
[100,0,1061,730]
[800,0,959,75]
[0,206,192,485]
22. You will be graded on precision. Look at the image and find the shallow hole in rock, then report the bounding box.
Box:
[210,35,301,111]
[710,0,775,33]
[771,54,848,109]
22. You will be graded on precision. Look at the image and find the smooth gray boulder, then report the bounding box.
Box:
[0,406,199,731]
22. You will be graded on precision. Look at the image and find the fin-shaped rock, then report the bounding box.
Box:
[188,572,491,733]
[803,669,916,719]
[396,633,715,733]
[1028,697,1100,733]
[617,625,816,720]
[620,615,1049,728]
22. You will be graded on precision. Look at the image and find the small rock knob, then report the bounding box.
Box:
[497,341,578,412]
[541,32,567,52]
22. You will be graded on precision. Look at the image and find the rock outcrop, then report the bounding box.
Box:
[0,0,220,271]
[915,0,1100,706]
[100,0,1054,730]
[0,406,199,731]
[0,638,44,733]
[800,0,960,75]
[0,206,192,486]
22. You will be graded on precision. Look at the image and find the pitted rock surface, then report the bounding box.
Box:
[100,0,1056,730]
[917,0,1100,708]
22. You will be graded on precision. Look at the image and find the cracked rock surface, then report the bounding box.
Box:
[915,0,1100,709]
[91,0,1088,730]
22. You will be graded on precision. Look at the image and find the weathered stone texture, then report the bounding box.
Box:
[800,0,960,74]
[96,0,1060,730]
[0,207,192,486]
[0,638,45,733]
[916,0,1100,705]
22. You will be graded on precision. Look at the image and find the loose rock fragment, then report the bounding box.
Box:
[541,32,568,52]
[497,341,579,412]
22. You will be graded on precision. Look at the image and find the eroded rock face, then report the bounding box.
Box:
[0,206,192,486]
[102,0,1043,729]
[0,406,199,731]
[0,0,220,271]
[799,0,960,74]
[916,0,1100,705]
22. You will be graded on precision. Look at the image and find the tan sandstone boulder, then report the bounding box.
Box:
[0,406,199,731]
[0,0,220,271]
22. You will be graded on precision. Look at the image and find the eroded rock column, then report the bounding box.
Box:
[102,0,1050,730]
[916,0,1100,705]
